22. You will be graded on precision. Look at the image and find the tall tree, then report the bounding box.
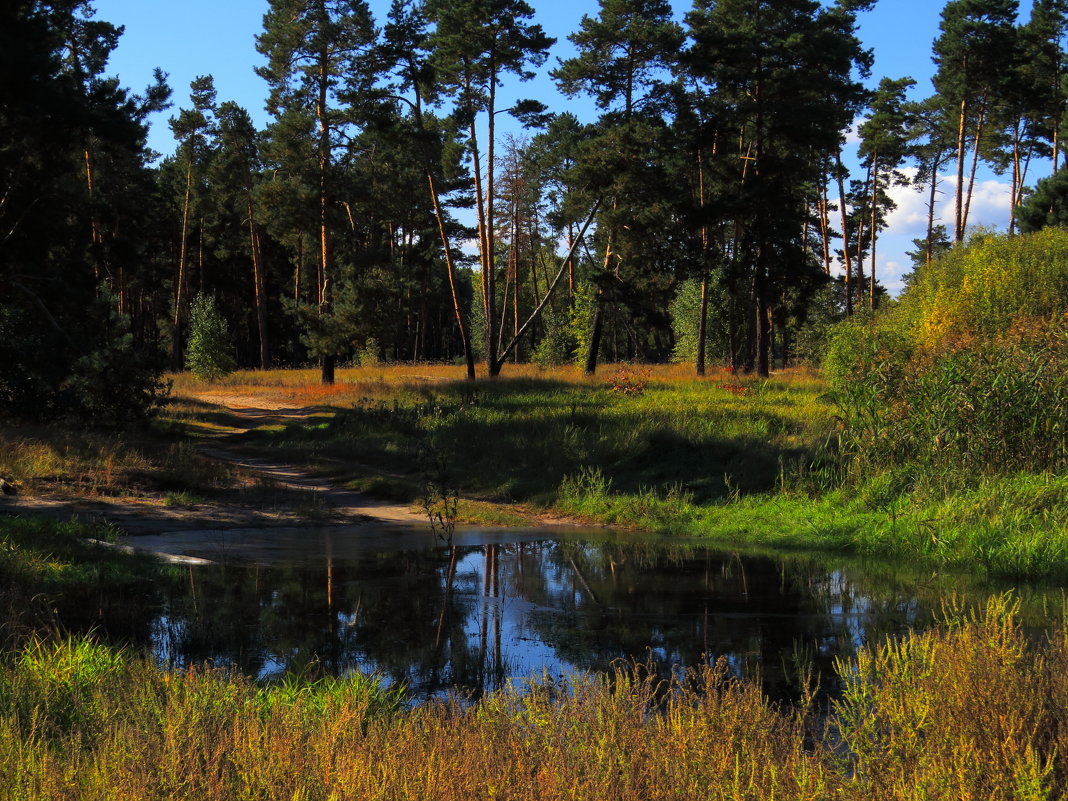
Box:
[379,0,477,378]
[211,101,270,368]
[427,0,554,376]
[554,0,683,375]
[1,0,168,421]
[995,0,1067,233]
[168,75,216,367]
[908,95,956,268]
[686,0,871,376]
[856,76,914,308]
[933,0,1018,243]
[256,0,378,384]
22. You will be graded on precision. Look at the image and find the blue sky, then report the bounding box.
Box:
[94,0,1028,294]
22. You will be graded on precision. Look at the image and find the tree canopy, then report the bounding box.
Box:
[5,0,1068,418]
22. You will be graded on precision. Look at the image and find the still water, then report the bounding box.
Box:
[117,525,1053,702]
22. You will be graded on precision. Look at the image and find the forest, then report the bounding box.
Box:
[7,2,1068,798]
[6,0,1068,421]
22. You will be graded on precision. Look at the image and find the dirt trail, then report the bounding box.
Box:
[0,392,428,537]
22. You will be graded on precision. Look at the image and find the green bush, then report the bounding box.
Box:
[185,293,236,381]
[532,302,577,367]
[904,227,1068,349]
[825,230,1068,483]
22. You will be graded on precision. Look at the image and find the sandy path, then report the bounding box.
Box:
[0,392,428,538]
[186,390,426,526]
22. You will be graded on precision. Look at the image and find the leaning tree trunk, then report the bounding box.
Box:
[245,176,269,369]
[835,151,853,316]
[427,171,476,380]
[172,160,193,369]
[954,97,968,243]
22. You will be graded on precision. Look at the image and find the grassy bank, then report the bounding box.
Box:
[181,364,1068,581]
[0,420,235,502]
[0,516,170,648]
[0,595,1062,800]
[5,358,1066,579]
[229,364,827,506]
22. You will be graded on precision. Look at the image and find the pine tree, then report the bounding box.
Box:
[256,0,379,384]
[210,102,270,368]
[554,0,682,375]
[185,293,236,381]
[1,1,169,422]
[379,0,477,378]
[856,76,915,308]
[426,0,554,376]
[933,0,1018,243]
[685,0,871,376]
[168,75,217,367]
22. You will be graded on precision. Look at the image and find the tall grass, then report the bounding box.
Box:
[0,516,166,647]
[0,596,1064,799]
[817,231,1068,579]
[0,422,234,498]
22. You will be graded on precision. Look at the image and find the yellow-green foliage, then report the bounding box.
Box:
[1,598,1066,799]
[826,231,1068,479]
[903,227,1068,349]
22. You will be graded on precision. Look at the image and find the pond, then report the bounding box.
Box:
[115,524,1055,702]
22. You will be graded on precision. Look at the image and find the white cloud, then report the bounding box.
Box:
[842,116,863,147]
[870,171,1013,295]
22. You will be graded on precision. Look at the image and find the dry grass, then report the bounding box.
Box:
[167,362,807,408]
[0,421,235,500]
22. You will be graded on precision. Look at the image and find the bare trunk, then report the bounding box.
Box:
[584,297,604,376]
[696,271,710,377]
[172,160,193,367]
[819,176,832,275]
[427,171,475,379]
[755,254,770,378]
[835,151,853,316]
[318,58,333,385]
[495,200,600,370]
[486,63,500,377]
[869,153,878,308]
[295,233,303,302]
[961,102,986,237]
[1009,121,1021,236]
[696,151,710,376]
[954,97,968,243]
[926,162,939,266]
[467,115,492,375]
[567,222,575,298]
[246,179,269,369]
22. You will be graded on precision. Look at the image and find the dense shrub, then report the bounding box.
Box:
[0,289,168,424]
[904,227,1068,349]
[826,230,1068,482]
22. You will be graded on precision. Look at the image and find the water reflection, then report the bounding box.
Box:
[114,527,1058,702]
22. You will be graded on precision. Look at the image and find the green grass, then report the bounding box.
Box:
[0,516,170,648]
[0,420,236,499]
[246,368,830,507]
[231,365,1068,581]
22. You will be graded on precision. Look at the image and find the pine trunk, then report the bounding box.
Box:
[954,97,968,243]
[835,151,853,316]
[427,171,475,380]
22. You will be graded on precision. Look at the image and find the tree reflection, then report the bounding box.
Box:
[139,534,1048,701]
